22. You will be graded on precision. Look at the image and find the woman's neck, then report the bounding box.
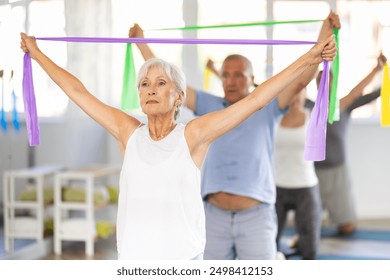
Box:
[148,120,177,140]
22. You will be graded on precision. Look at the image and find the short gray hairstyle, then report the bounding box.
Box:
[137,58,186,120]
[223,54,254,77]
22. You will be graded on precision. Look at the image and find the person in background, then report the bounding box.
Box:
[308,52,387,235]
[205,58,259,87]
[129,11,340,259]
[274,87,322,260]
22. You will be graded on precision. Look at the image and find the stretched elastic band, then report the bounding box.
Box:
[328,28,339,123]
[36,37,317,45]
[23,52,40,145]
[147,19,323,31]
[1,70,7,132]
[304,61,330,161]
[381,63,390,126]
[121,44,138,111]
[12,89,20,131]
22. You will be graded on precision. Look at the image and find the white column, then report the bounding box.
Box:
[61,0,113,168]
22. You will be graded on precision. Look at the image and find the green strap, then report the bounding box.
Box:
[121,44,139,111]
[328,28,339,124]
[148,19,323,31]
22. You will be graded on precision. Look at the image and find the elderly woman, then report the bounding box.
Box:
[20,32,336,260]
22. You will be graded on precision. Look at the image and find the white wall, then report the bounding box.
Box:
[347,120,390,219]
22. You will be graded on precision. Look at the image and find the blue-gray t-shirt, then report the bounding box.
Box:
[195,90,284,204]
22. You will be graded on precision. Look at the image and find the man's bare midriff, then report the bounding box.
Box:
[207,192,261,211]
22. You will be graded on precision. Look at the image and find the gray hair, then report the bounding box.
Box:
[223,54,254,77]
[137,58,186,120]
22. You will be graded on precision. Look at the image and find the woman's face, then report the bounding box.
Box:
[138,67,182,118]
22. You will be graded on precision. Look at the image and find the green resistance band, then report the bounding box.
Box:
[328,28,339,124]
[121,44,139,111]
[148,19,323,31]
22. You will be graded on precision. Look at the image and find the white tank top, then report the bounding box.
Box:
[275,111,318,188]
[116,123,205,259]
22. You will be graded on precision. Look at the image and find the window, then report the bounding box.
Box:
[110,0,184,107]
[337,0,389,119]
[0,0,67,118]
[197,0,268,96]
[2,0,388,120]
[274,1,329,101]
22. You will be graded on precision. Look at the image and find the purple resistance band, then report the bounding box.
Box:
[304,61,329,161]
[36,37,317,45]
[23,52,40,145]
[23,36,329,161]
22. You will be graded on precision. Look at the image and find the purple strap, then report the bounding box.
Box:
[304,61,329,161]
[23,37,327,159]
[23,52,40,146]
[36,37,317,45]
